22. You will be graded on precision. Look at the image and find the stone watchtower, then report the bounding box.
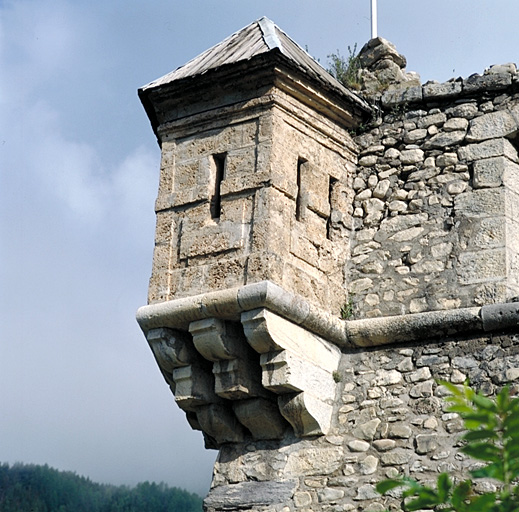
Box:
[138,17,519,512]
[139,17,370,312]
[137,13,370,442]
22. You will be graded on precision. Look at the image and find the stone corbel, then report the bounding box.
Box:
[144,302,342,441]
[146,327,218,411]
[188,318,265,400]
[188,317,288,442]
[241,308,341,436]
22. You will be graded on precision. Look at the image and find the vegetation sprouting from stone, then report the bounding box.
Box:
[340,294,356,320]
[377,383,519,511]
[327,44,361,90]
[0,462,203,512]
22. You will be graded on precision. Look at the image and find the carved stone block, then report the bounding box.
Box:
[196,403,246,444]
[278,392,334,437]
[241,308,341,372]
[189,318,243,362]
[260,349,337,397]
[147,327,198,371]
[233,398,288,439]
[213,358,264,400]
[172,364,219,411]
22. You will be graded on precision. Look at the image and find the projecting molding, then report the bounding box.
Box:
[137,280,519,444]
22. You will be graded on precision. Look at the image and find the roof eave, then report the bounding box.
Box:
[139,49,373,141]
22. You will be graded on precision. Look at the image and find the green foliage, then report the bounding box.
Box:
[0,462,203,512]
[340,294,356,320]
[327,44,361,90]
[376,383,519,512]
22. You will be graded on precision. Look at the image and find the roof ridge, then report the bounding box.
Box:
[258,17,282,52]
[144,19,263,89]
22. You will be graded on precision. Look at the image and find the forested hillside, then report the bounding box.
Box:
[0,462,203,512]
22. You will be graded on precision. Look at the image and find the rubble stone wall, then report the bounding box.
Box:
[348,41,519,319]
[206,330,519,512]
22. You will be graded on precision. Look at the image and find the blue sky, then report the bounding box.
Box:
[1,0,518,496]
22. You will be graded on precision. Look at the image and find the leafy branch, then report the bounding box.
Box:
[377,383,519,511]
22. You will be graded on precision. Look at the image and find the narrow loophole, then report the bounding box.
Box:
[296,158,306,221]
[211,153,226,219]
[327,177,338,240]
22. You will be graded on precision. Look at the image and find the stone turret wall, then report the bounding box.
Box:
[347,39,519,319]
[147,65,358,315]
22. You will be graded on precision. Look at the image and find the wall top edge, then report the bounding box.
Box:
[136,282,519,349]
[372,71,519,110]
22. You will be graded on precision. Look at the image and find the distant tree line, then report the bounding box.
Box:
[0,462,203,512]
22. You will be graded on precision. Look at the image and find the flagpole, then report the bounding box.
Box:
[371,0,378,39]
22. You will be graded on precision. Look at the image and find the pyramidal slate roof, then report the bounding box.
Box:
[141,17,363,105]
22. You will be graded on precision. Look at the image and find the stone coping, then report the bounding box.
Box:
[136,281,519,348]
[136,281,347,346]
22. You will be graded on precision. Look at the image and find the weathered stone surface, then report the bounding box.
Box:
[172,364,219,410]
[436,152,458,167]
[359,37,407,68]
[457,249,506,284]
[382,85,422,107]
[416,434,438,455]
[318,488,345,502]
[474,156,519,189]
[373,439,396,452]
[233,398,288,440]
[353,418,381,440]
[374,369,403,386]
[294,492,312,507]
[278,391,334,437]
[458,138,518,162]
[416,112,447,128]
[373,179,391,199]
[404,128,427,143]
[400,148,424,164]
[422,81,462,99]
[285,446,344,476]
[408,367,432,382]
[444,117,469,132]
[359,155,378,167]
[197,403,246,444]
[464,72,512,92]
[389,423,412,439]
[242,309,341,372]
[481,302,519,331]
[359,455,379,475]
[374,213,428,242]
[147,328,197,372]
[455,188,505,217]
[380,449,413,465]
[410,380,434,398]
[466,108,519,142]
[423,130,466,149]
[348,439,370,452]
[204,480,298,510]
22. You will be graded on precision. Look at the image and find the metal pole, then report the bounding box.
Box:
[371,0,378,39]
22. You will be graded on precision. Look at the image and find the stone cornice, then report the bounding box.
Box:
[137,281,348,346]
[137,281,519,349]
